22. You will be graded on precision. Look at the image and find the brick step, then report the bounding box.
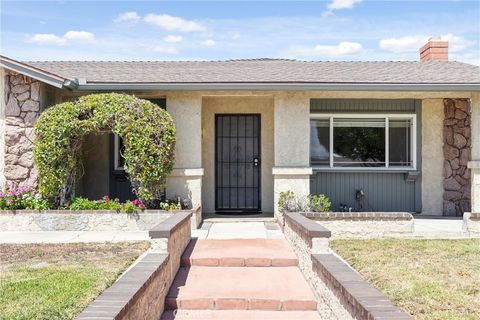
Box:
[181,239,298,267]
[166,266,317,311]
[161,310,323,320]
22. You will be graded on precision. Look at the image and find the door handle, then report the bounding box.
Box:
[253,157,260,167]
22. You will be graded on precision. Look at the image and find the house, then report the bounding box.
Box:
[1,37,479,221]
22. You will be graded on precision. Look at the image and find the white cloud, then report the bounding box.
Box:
[63,31,95,41]
[379,35,425,53]
[27,30,95,46]
[152,45,178,54]
[201,39,216,47]
[144,14,206,32]
[292,41,363,57]
[441,33,476,52]
[328,0,362,10]
[114,11,140,24]
[163,35,183,43]
[379,34,475,53]
[28,34,66,45]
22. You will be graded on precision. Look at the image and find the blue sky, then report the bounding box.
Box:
[1,0,479,64]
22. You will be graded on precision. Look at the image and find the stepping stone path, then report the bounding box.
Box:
[161,239,322,319]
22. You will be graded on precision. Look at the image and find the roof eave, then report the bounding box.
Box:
[75,82,480,92]
[0,56,66,88]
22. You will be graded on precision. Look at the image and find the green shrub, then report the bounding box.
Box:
[159,199,182,211]
[278,191,332,212]
[278,190,297,212]
[308,194,331,212]
[33,93,176,203]
[21,193,51,210]
[64,197,144,212]
[65,197,98,210]
[0,186,51,210]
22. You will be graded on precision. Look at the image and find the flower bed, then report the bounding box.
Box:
[0,185,183,212]
[0,185,201,232]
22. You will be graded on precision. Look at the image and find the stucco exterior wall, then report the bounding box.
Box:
[274,92,310,166]
[201,95,274,213]
[421,99,444,215]
[471,93,480,160]
[468,93,480,214]
[165,93,203,209]
[0,68,6,186]
[273,93,311,219]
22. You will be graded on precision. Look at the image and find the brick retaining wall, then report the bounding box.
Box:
[76,210,192,320]
[284,212,413,320]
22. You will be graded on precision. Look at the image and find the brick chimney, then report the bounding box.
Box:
[419,36,448,61]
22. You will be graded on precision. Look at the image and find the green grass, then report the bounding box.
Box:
[330,239,480,320]
[0,242,149,320]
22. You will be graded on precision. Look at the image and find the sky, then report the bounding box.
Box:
[1,0,479,64]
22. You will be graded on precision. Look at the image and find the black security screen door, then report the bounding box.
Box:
[215,114,261,212]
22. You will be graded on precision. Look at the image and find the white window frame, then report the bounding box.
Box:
[114,134,125,171]
[310,113,417,171]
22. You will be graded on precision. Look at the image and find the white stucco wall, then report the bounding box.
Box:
[469,93,480,213]
[273,93,311,220]
[165,93,203,210]
[421,99,444,215]
[201,95,275,213]
[274,92,310,166]
[166,93,202,168]
[0,68,5,186]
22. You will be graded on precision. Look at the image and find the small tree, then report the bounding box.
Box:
[33,93,176,203]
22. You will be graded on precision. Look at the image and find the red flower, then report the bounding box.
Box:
[139,203,145,209]
[132,199,139,205]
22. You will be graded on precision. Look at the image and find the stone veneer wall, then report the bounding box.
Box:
[443,99,471,216]
[4,73,41,188]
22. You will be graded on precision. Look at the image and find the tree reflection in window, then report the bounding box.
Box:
[333,118,385,167]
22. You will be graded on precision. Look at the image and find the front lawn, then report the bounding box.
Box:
[330,239,480,320]
[0,242,150,320]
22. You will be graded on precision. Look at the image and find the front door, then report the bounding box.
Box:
[215,114,261,212]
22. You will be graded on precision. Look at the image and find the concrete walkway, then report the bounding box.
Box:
[192,222,283,240]
[0,217,473,244]
[412,216,468,238]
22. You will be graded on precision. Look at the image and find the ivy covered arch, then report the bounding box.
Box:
[33,93,176,202]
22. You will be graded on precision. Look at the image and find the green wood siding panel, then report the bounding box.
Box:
[310,171,420,212]
[309,99,422,212]
[310,99,416,113]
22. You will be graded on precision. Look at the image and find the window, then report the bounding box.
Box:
[114,134,126,171]
[310,115,415,169]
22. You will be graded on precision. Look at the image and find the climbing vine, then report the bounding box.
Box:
[33,93,176,202]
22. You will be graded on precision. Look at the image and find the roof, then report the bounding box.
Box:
[1,56,479,91]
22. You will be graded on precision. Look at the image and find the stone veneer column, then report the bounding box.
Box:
[443,98,471,216]
[273,92,312,223]
[3,73,41,188]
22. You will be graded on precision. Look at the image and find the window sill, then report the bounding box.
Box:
[312,167,418,173]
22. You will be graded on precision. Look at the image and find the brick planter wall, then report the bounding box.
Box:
[76,211,192,320]
[4,73,41,188]
[443,99,471,216]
